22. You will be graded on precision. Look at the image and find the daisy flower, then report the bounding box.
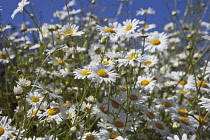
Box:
[16,77,31,87]
[60,24,84,36]
[141,107,159,122]
[0,48,15,64]
[11,0,30,19]
[155,98,176,112]
[0,116,17,140]
[150,119,169,136]
[89,62,119,84]
[13,85,23,95]
[96,22,125,40]
[136,75,156,92]
[41,101,67,124]
[199,97,210,112]
[141,54,159,69]
[167,134,196,140]
[73,66,92,79]
[32,83,62,99]
[26,91,44,106]
[139,24,156,32]
[136,7,155,15]
[144,31,169,53]
[122,19,140,34]
[117,49,143,67]
[78,131,101,140]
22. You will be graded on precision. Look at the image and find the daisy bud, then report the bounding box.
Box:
[69,126,77,133]
[20,24,27,32]
[171,11,177,16]
[30,14,35,19]
[91,0,95,5]
[196,74,202,80]
[100,36,108,44]
[46,117,54,124]
[17,70,23,75]
[104,18,108,22]
[186,45,193,50]
[13,85,23,95]
[171,46,176,51]
[201,2,206,7]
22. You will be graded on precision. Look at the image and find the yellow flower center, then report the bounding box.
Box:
[179,117,189,125]
[141,80,150,85]
[103,61,109,65]
[81,70,91,76]
[1,53,8,59]
[110,133,119,139]
[196,81,208,88]
[86,134,95,140]
[151,39,161,45]
[114,121,124,128]
[100,106,109,114]
[143,25,149,29]
[111,101,120,109]
[130,52,136,56]
[68,113,73,118]
[180,90,187,94]
[162,102,172,108]
[47,107,60,115]
[155,123,164,130]
[61,103,71,108]
[144,61,152,66]
[31,97,40,102]
[84,107,91,113]
[129,94,138,101]
[120,86,127,91]
[65,30,73,35]
[32,111,38,115]
[197,117,208,125]
[126,25,133,31]
[97,70,108,78]
[147,112,155,119]
[0,127,4,135]
[56,34,62,39]
[57,59,63,64]
[44,88,53,93]
[104,28,116,33]
[127,56,137,60]
[179,80,187,85]
[178,110,188,116]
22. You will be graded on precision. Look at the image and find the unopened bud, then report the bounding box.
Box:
[91,0,95,5]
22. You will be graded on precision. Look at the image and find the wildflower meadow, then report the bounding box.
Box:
[0,0,210,139]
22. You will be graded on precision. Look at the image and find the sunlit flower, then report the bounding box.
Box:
[136,7,155,15]
[60,24,84,36]
[0,116,17,140]
[122,19,140,34]
[0,48,15,64]
[167,134,196,140]
[26,91,44,106]
[89,62,119,84]
[144,31,169,53]
[11,0,30,19]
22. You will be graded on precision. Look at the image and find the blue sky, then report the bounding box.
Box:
[0,0,208,31]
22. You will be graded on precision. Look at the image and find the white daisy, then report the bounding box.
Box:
[26,91,44,106]
[0,48,15,64]
[122,19,140,34]
[89,62,119,84]
[11,0,30,19]
[0,116,17,140]
[136,7,155,16]
[144,31,169,53]
[60,24,84,36]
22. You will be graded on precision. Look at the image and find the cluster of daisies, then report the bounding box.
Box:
[1,0,210,139]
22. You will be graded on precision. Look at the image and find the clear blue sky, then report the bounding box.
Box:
[0,0,208,31]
